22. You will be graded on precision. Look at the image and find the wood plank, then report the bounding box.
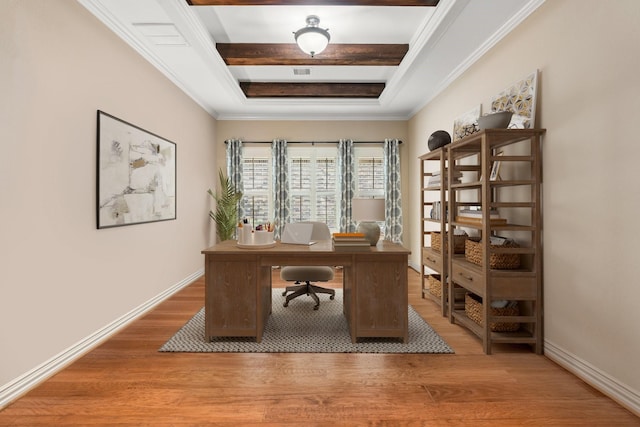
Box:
[188,0,439,6]
[0,269,637,424]
[240,81,384,98]
[217,43,408,66]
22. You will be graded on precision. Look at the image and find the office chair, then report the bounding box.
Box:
[281,222,335,310]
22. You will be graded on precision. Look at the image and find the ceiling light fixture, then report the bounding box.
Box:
[294,15,330,58]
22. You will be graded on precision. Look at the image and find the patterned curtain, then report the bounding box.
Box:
[225,139,244,220]
[337,139,356,232]
[384,138,403,244]
[271,139,291,239]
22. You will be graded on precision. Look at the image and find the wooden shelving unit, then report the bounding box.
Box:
[446,128,545,354]
[419,148,449,316]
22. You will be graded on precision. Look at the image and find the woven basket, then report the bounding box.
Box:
[465,293,519,332]
[428,274,442,298]
[431,231,467,254]
[464,238,521,269]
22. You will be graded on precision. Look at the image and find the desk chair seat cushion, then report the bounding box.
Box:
[280,221,335,310]
[280,265,334,282]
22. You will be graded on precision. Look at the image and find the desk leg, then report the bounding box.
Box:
[342,262,357,343]
[205,255,266,341]
[256,264,272,343]
[351,254,408,343]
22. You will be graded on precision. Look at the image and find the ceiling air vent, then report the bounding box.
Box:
[132,23,189,46]
[293,68,311,76]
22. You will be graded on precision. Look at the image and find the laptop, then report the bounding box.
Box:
[280,223,317,245]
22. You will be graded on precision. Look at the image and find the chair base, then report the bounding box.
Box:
[282,281,335,310]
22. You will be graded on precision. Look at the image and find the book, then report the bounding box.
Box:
[332,240,370,246]
[457,208,501,220]
[332,233,366,241]
[455,216,508,225]
[333,244,371,252]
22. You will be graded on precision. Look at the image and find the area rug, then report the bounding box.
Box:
[159,289,454,354]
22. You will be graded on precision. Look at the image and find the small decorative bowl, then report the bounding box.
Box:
[478,111,513,130]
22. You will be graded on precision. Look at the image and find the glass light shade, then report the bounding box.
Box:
[294,15,330,58]
[295,29,329,57]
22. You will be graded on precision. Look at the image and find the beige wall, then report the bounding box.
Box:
[0,1,217,387]
[216,120,411,247]
[408,0,640,401]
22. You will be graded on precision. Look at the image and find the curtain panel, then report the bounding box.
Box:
[271,139,291,239]
[384,138,403,244]
[338,139,356,233]
[225,139,245,221]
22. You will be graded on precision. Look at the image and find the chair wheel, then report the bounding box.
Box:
[313,305,319,310]
[282,291,287,296]
[284,301,289,307]
[330,295,335,300]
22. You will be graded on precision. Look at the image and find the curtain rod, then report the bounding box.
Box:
[224,140,402,145]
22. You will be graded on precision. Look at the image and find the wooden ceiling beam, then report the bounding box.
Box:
[188,1,438,6]
[217,43,408,66]
[239,82,385,98]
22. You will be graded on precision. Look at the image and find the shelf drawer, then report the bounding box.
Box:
[422,249,443,271]
[451,262,485,295]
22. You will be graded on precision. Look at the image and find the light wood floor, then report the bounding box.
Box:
[1,268,638,426]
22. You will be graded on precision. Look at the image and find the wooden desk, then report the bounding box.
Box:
[201,240,410,343]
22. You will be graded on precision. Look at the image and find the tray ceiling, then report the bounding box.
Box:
[78,0,543,120]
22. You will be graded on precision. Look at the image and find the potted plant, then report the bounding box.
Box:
[208,169,243,242]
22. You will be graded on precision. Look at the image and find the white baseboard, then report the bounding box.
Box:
[544,339,640,417]
[0,269,203,410]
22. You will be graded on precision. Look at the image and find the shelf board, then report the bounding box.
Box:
[452,222,535,231]
[490,331,537,344]
[452,258,536,276]
[451,180,535,189]
[453,310,537,344]
[423,218,444,224]
[452,310,482,337]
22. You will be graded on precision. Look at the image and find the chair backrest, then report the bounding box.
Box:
[301,221,331,241]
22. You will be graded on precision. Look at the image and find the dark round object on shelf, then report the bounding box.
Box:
[428,130,452,151]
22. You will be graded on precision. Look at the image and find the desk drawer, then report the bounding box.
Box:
[422,249,442,271]
[451,262,485,295]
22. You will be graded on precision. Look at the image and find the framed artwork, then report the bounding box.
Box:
[97,110,176,229]
[491,70,539,129]
[490,151,504,181]
[453,105,481,141]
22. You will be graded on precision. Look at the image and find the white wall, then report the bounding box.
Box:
[0,0,217,390]
[408,0,640,411]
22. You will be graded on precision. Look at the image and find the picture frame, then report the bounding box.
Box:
[489,151,504,181]
[97,110,176,229]
[490,70,539,129]
[453,105,481,141]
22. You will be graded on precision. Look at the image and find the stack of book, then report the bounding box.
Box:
[332,233,371,251]
[456,208,507,225]
[426,170,463,188]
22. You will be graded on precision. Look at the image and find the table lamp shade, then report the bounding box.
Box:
[352,198,385,221]
[352,198,385,245]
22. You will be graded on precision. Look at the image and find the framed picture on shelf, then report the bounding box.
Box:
[490,70,539,129]
[97,110,177,229]
[453,105,481,141]
[490,151,504,181]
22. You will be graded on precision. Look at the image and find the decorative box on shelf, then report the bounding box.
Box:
[431,230,467,254]
[465,293,520,332]
[464,237,521,269]
[428,274,442,297]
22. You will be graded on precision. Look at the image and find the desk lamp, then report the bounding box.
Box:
[352,198,385,246]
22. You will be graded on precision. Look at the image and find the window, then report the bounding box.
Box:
[237,144,384,233]
[354,145,385,237]
[241,148,271,226]
[289,146,339,230]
